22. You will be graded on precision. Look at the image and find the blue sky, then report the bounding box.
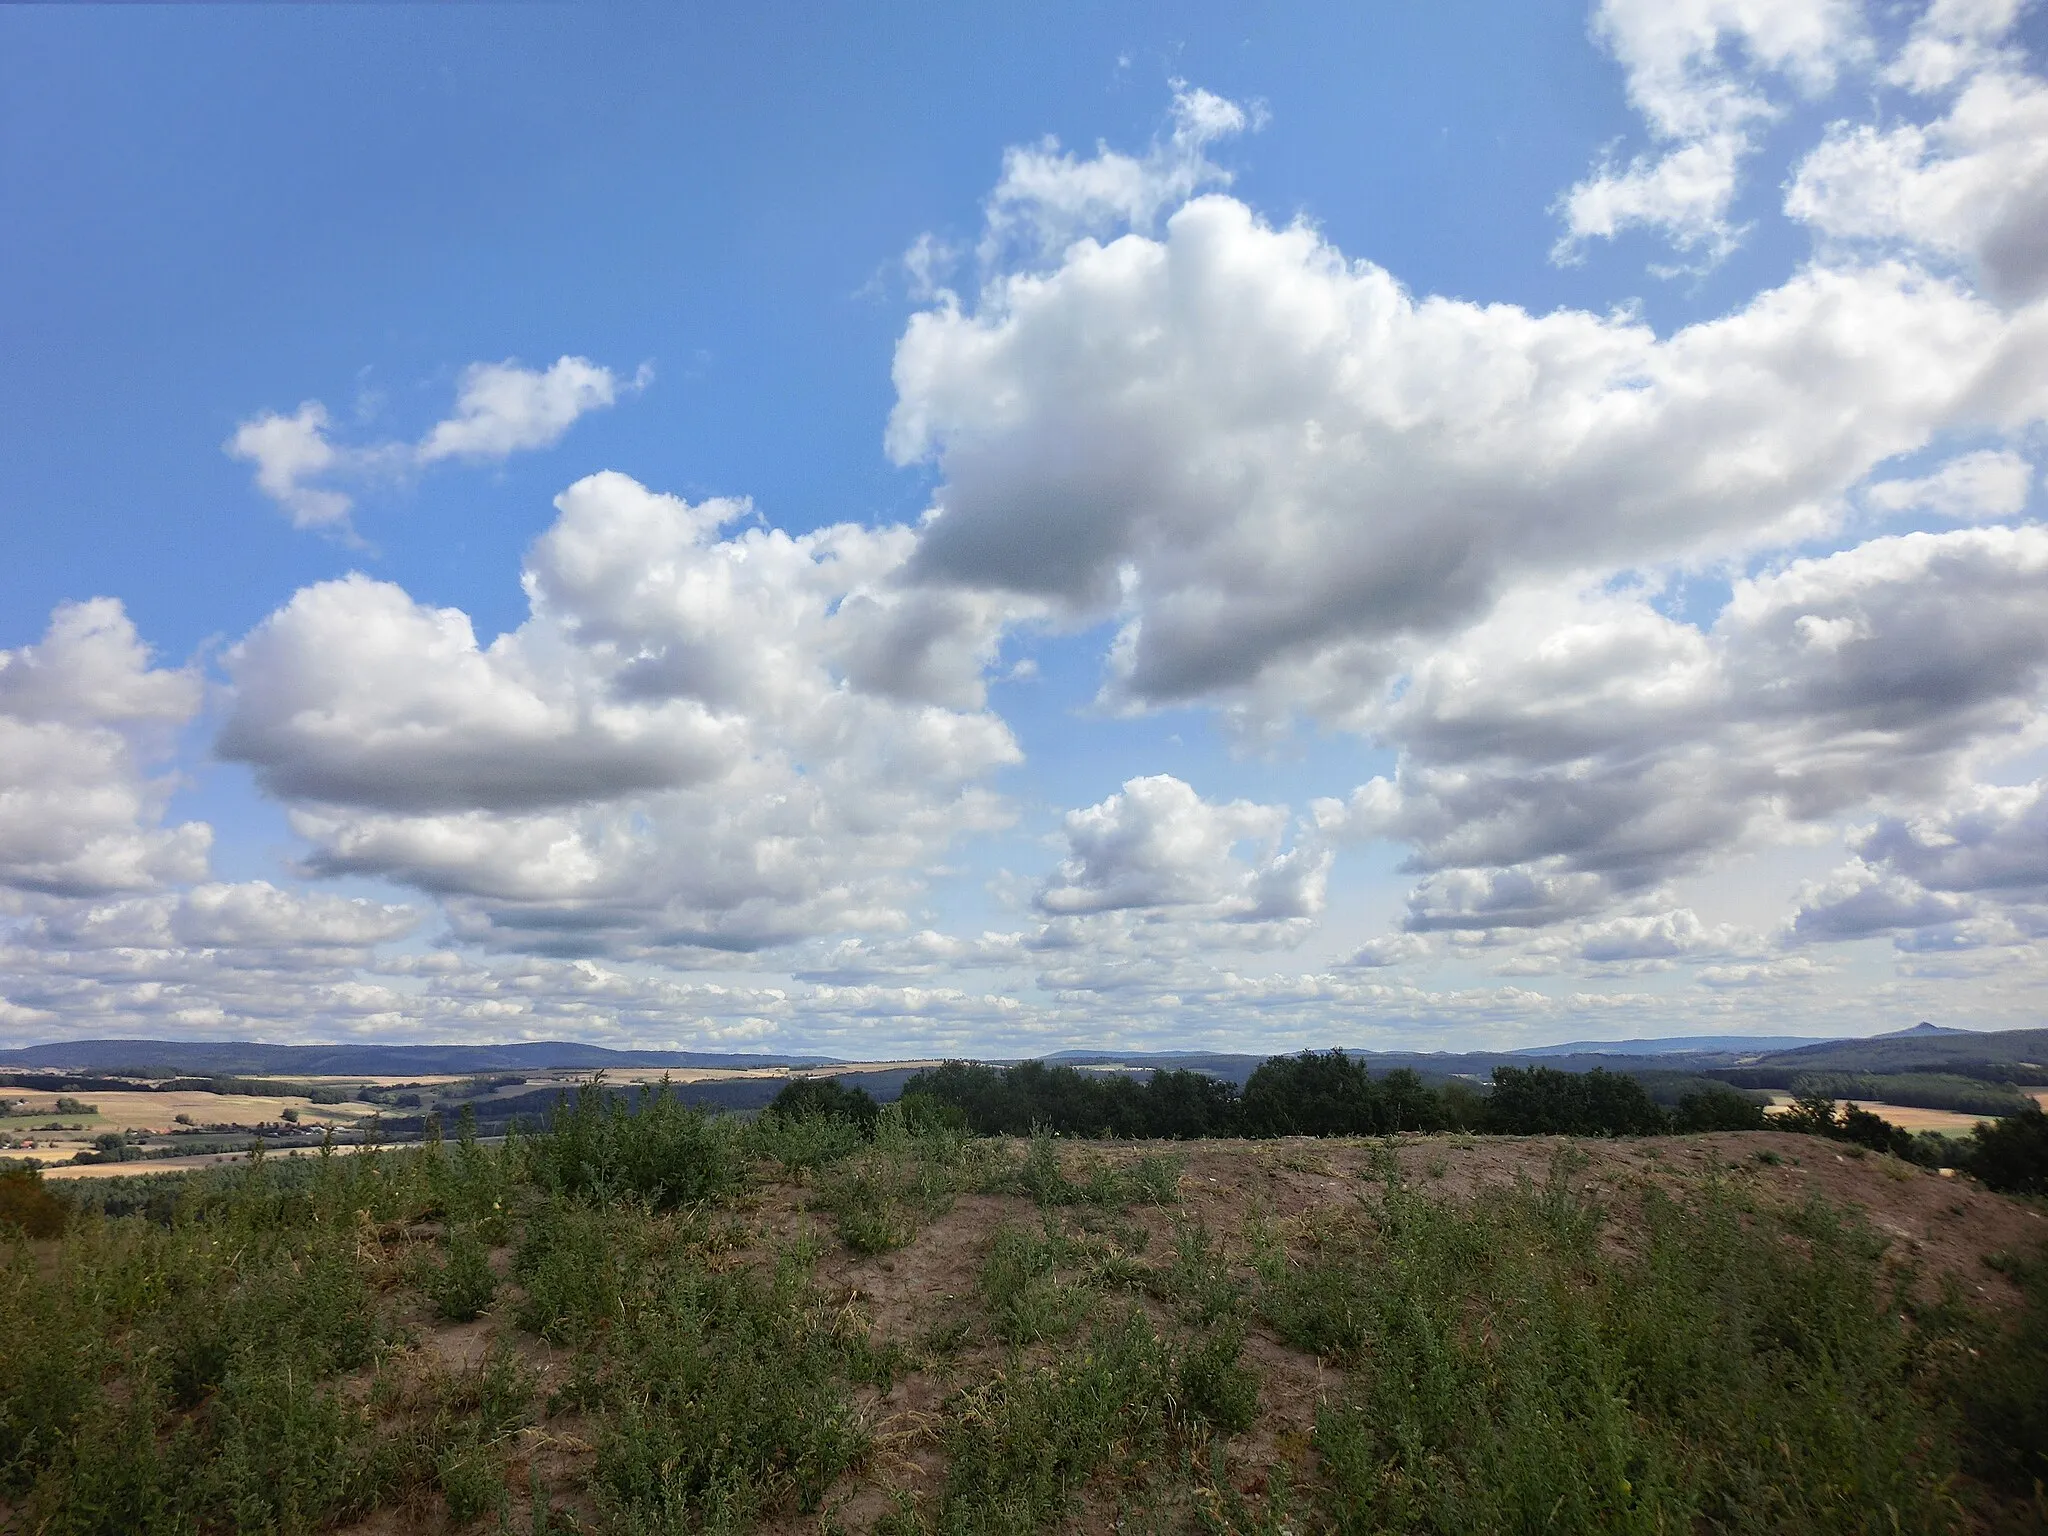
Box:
[5,0,2048,1054]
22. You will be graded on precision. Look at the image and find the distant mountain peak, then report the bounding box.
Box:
[1881,1021,1970,1038]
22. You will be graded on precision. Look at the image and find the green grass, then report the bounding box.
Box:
[4,1115,2047,1533]
[976,1130,1183,1209]
[810,1140,958,1255]
[1270,1153,1975,1534]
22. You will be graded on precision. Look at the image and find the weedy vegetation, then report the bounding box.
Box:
[2,1066,2047,1533]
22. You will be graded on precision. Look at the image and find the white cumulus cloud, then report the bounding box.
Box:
[417,356,649,463]
[227,356,643,534]
[0,600,209,897]
[893,192,2041,728]
[1555,0,1868,262]
[216,471,1024,958]
[1866,448,2035,520]
[1037,775,1326,923]
[1788,62,2048,304]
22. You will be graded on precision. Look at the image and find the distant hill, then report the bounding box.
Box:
[375,1065,931,1134]
[0,1040,846,1076]
[1512,1034,1831,1057]
[1736,1026,2048,1079]
[9,1024,2044,1089]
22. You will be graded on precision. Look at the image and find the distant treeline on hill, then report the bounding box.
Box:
[891,1054,1770,1140]
[791,1054,2048,1193]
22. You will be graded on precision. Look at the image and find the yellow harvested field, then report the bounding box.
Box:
[1764,1095,1987,1134]
[40,1145,356,1179]
[1849,1103,1989,1132]
[0,1090,376,1133]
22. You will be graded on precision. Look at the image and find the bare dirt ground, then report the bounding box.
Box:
[335,1131,2048,1533]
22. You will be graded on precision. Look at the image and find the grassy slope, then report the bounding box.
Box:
[5,1122,2048,1535]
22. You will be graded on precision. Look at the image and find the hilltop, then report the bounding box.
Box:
[5,1116,2047,1533]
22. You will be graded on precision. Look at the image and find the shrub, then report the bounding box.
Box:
[933,1306,1176,1530]
[528,1077,745,1209]
[587,1258,872,1529]
[1297,1168,1963,1533]
[981,1222,1093,1345]
[1484,1065,1668,1136]
[1961,1104,2048,1195]
[765,1076,880,1131]
[425,1230,499,1323]
[1672,1087,1770,1132]
[1175,1320,1259,1432]
[0,1165,65,1238]
[811,1141,955,1255]
[1241,1050,1381,1137]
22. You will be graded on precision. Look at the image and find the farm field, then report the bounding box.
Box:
[0,1090,381,1167]
[39,1143,387,1180]
[0,1090,379,1134]
[1763,1094,1991,1135]
[0,1064,943,1170]
[5,1106,2047,1534]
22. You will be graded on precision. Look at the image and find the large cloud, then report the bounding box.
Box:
[1317,526,2048,931]
[0,600,209,897]
[892,194,2043,729]
[217,471,1024,957]
[1036,774,1327,923]
[1789,774,2048,946]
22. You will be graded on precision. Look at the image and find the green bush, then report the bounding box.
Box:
[1671,1086,1770,1131]
[513,1200,635,1344]
[1274,1162,1963,1533]
[752,1107,867,1180]
[1175,1320,1259,1432]
[0,1165,66,1238]
[811,1143,954,1254]
[425,1229,498,1323]
[1483,1065,1668,1136]
[980,1222,1093,1346]
[528,1077,746,1209]
[764,1076,880,1131]
[1961,1104,2048,1194]
[587,1257,872,1530]
[932,1306,1177,1531]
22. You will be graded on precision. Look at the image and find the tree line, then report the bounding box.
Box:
[815,1052,1772,1141]
[764,1051,2048,1197]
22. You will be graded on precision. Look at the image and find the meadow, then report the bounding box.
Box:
[3,1073,2048,1535]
